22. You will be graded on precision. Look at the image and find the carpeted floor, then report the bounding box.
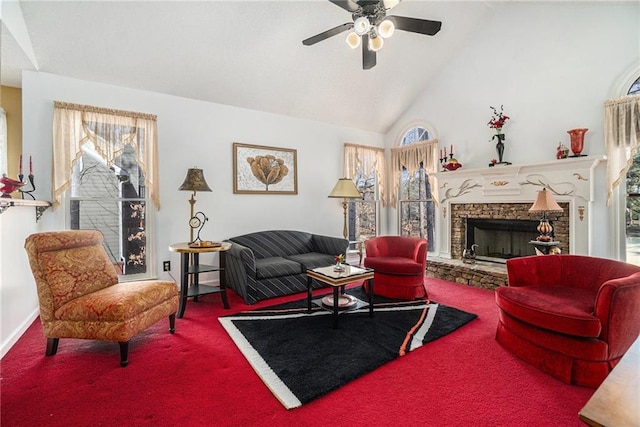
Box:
[0,278,594,426]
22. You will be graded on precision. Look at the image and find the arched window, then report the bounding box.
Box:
[397,124,437,250]
[624,74,640,264]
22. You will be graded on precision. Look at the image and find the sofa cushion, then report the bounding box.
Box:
[364,257,425,276]
[255,257,303,280]
[285,252,335,271]
[495,285,601,338]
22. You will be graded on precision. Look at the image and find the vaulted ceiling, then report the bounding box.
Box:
[1,0,495,133]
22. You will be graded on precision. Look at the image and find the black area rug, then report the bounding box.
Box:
[219,287,477,409]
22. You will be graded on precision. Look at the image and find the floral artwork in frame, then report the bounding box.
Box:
[233,143,298,194]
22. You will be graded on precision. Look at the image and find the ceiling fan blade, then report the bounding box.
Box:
[302,22,354,46]
[388,15,442,36]
[362,34,376,70]
[329,0,360,12]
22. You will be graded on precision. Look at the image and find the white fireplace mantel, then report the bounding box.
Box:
[432,155,606,258]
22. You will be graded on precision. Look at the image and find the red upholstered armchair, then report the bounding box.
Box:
[495,255,640,387]
[363,236,427,300]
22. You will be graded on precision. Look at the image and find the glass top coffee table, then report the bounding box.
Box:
[306,265,374,329]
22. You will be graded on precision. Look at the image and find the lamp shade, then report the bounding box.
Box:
[369,35,384,52]
[378,19,395,39]
[328,178,361,199]
[353,17,370,36]
[179,167,212,192]
[345,31,361,49]
[529,188,563,214]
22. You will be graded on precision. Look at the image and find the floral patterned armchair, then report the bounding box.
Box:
[24,230,179,366]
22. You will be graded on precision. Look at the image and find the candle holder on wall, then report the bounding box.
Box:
[18,174,36,200]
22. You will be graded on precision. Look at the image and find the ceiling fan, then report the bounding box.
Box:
[302,0,442,70]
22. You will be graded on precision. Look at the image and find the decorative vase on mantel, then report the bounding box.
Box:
[489,129,511,166]
[568,128,588,157]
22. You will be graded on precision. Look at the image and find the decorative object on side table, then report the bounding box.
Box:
[567,128,588,157]
[440,145,462,171]
[188,211,220,248]
[488,105,512,166]
[333,254,346,271]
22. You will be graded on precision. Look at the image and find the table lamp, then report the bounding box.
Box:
[179,167,212,242]
[328,177,361,239]
[529,188,563,242]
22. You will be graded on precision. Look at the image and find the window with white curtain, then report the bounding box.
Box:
[391,126,438,250]
[53,102,159,279]
[343,143,385,245]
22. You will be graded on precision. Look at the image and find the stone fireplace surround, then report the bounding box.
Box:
[426,156,605,289]
[449,201,570,260]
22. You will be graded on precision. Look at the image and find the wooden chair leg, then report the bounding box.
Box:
[45,338,59,356]
[169,313,176,334]
[119,341,129,367]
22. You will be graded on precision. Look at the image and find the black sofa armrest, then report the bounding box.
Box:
[224,241,256,302]
[311,234,349,257]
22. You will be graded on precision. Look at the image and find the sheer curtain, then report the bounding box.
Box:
[389,138,439,206]
[343,143,387,205]
[52,102,159,209]
[605,94,640,206]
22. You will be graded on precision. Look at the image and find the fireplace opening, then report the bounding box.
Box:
[465,218,545,263]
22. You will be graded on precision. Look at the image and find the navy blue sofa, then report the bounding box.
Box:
[224,230,348,304]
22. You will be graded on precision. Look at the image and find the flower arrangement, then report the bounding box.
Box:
[334,254,345,264]
[488,105,510,131]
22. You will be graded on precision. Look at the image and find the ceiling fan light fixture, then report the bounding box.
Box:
[369,35,384,52]
[345,31,361,49]
[353,16,370,36]
[378,19,395,39]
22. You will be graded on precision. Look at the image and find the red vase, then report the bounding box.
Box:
[567,128,588,156]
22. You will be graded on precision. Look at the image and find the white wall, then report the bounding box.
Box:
[0,71,384,357]
[0,204,55,356]
[384,2,639,243]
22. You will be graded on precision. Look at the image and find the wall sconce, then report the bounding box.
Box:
[328,178,361,239]
[528,188,563,242]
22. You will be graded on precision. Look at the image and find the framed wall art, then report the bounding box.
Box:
[233,143,298,194]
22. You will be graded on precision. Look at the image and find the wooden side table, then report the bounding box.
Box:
[579,335,640,427]
[169,242,231,318]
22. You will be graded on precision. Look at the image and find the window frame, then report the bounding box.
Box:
[396,123,438,250]
[347,171,379,245]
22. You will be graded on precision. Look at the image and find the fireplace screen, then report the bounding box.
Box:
[466,218,542,263]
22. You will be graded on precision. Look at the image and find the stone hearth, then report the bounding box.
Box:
[427,256,507,290]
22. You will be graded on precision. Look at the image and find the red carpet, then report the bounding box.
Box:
[1,278,593,426]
